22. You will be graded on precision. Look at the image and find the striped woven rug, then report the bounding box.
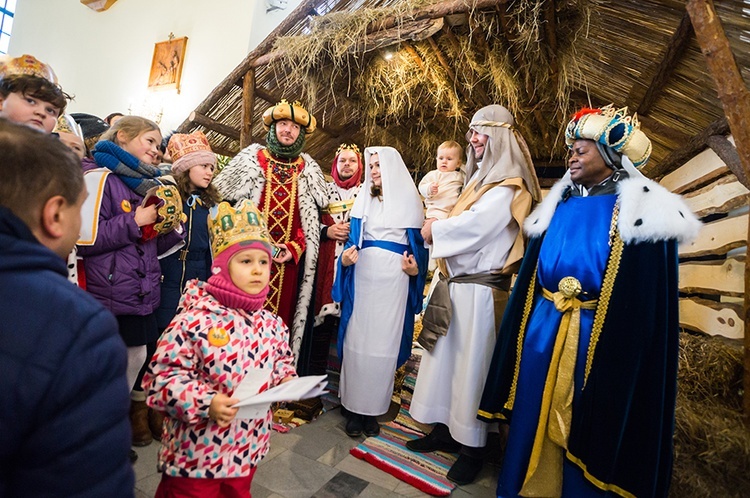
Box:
[349,350,458,496]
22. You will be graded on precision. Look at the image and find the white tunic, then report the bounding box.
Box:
[410,185,516,447]
[339,198,409,415]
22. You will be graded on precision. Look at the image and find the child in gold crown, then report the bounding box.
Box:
[144,200,297,498]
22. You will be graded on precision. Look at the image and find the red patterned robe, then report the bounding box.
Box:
[212,144,328,367]
[257,148,306,327]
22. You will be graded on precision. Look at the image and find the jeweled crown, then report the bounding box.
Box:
[208,200,272,258]
[565,105,652,167]
[0,54,58,84]
[336,143,361,157]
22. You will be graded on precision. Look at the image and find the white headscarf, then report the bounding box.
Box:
[464,105,542,202]
[350,146,424,230]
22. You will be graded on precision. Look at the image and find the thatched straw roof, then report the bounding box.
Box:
[177,0,750,184]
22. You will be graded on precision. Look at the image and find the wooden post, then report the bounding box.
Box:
[687,0,750,427]
[241,69,256,149]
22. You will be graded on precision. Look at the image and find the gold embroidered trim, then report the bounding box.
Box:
[584,201,623,385]
[476,409,508,421]
[262,158,299,314]
[566,452,637,498]
[504,262,538,411]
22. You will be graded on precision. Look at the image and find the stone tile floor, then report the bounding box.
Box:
[133,407,498,497]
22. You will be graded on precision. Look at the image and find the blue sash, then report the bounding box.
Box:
[361,240,409,255]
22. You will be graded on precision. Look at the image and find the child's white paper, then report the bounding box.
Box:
[233,374,328,420]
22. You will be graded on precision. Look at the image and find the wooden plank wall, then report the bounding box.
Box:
[665,136,749,340]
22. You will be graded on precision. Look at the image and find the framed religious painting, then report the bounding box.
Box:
[148,36,188,93]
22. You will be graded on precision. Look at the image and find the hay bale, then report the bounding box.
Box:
[677,330,743,409]
[671,331,750,497]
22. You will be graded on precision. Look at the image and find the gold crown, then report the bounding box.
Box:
[0,54,58,84]
[53,114,83,139]
[208,200,272,258]
[142,185,186,234]
[167,130,213,162]
[262,99,316,134]
[565,105,652,167]
[336,143,361,157]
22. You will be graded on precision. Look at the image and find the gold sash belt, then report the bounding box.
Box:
[520,277,598,497]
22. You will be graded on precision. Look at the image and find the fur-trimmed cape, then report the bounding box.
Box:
[212,144,328,366]
[479,172,701,497]
[524,172,701,244]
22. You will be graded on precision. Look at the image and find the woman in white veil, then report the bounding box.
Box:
[332,146,428,437]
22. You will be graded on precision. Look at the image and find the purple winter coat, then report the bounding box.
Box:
[77,172,184,316]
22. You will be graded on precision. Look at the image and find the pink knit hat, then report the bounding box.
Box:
[167,130,216,175]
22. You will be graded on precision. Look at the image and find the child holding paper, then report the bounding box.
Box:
[144,199,296,498]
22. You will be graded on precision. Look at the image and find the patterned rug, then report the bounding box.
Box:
[349,350,459,496]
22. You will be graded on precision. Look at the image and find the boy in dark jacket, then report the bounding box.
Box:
[0,118,134,497]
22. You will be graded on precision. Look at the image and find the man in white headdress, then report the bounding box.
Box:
[408,105,542,485]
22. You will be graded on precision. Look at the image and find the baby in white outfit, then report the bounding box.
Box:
[418,140,465,220]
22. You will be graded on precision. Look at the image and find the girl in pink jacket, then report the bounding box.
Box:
[144,200,296,498]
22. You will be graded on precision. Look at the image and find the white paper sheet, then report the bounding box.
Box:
[233,374,328,420]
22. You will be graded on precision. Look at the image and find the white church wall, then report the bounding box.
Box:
[9,0,256,132]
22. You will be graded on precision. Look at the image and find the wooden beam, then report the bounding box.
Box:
[241,69,256,149]
[680,257,745,297]
[644,117,729,179]
[660,142,730,194]
[707,135,750,189]
[543,0,558,83]
[427,35,474,106]
[628,11,693,116]
[175,0,321,132]
[188,112,241,140]
[683,174,750,217]
[402,43,426,71]
[678,213,748,258]
[254,17,445,67]
[212,144,241,158]
[367,0,506,34]
[687,0,750,425]
[679,297,744,340]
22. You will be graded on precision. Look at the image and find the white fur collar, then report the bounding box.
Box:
[524,173,701,244]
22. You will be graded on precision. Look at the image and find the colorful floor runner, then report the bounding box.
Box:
[349,350,458,496]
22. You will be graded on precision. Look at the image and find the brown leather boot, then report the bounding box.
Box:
[130,400,152,446]
[148,408,165,441]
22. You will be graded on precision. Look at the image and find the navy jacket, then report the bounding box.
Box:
[155,195,212,330]
[0,206,134,497]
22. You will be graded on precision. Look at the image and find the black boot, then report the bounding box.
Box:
[363,416,380,437]
[406,423,461,453]
[345,412,364,437]
[446,446,485,485]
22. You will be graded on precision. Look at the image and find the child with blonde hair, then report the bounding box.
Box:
[418,140,466,269]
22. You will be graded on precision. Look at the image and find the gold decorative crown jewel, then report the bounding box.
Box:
[142,185,186,234]
[565,104,652,167]
[262,98,316,134]
[53,114,84,139]
[336,143,361,157]
[0,54,58,84]
[208,200,272,258]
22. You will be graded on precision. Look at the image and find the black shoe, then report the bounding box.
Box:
[446,453,484,485]
[406,431,461,453]
[363,416,380,437]
[129,449,138,464]
[345,413,364,437]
